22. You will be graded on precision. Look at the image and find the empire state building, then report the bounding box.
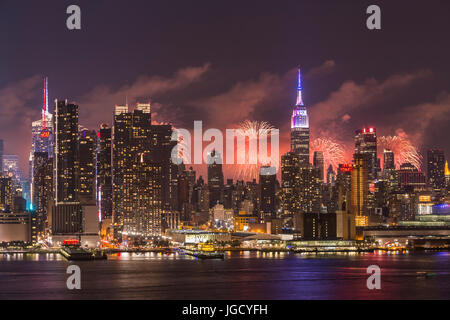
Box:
[290,68,310,165]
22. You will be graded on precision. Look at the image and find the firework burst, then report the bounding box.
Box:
[230,120,277,181]
[378,135,422,169]
[310,138,346,172]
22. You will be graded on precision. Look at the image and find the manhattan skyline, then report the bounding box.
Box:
[1,0,450,302]
[1,0,450,179]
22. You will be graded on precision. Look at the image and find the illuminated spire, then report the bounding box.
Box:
[291,67,308,128]
[42,77,49,130]
[296,67,304,106]
[445,161,450,176]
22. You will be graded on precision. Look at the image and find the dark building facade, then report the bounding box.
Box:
[302,212,337,240]
[51,100,84,236]
[53,100,79,202]
[281,151,300,217]
[0,139,3,173]
[259,166,276,220]
[149,124,176,211]
[313,151,324,183]
[207,150,224,208]
[326,164,336,186]
[0,177,12,212]
[97,124,112,220]
[427,149,445,191]
[383,149,395,170]
[398,162,427,190]
[79,129,97,203]
[51,202,83,235]
[32,152,53,229]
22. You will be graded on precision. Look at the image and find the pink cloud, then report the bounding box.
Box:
[192,72,286,128]
[78,63,211,128]
[0,76,42,176]
[306,60,336,78]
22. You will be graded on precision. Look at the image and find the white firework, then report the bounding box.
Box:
[231,120,276,181]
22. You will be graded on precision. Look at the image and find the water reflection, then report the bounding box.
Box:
[0,251,448,299]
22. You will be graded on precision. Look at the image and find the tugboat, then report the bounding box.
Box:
[60,239,107,261]
[183,243,224,260]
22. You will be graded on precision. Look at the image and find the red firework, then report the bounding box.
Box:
[310,138,346,172]
[378,135,422,169]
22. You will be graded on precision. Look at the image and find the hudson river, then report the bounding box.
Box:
[0,251,449,299]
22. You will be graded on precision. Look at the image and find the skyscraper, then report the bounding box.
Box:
[0,140,3,174]
[54,100,79,202]
[97,124,112,220]
[134,153,162,237]
[136,102,151,114]
[112,104,133,233]
[78,129,97,203]
[223,179,234,210]
[326,165,336,186]
[313,151,324,183]
[0,177,12,212]
[51,100,83,238]
[149,123,176,211]
[445,161,450,187]
[398,162,426,190]
[112,104,162,239]
[282,152,322,218]
[427,149,445,191]
[281,151,300,217]
[296,165,322,214]
[383,149,395,170]
[259,166,276,220]
[354,127,378,181]
[207,150,224,208]
[335,164,356,240]
[351,154,369,226]
[177,170,190,221]
[30,78,53,207]
[2,155,21,188]
[382,149,398,191]
[32,152,52,230]
[290,68,310,166]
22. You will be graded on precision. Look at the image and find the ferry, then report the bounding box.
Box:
[60,239,107,261]
[183,243,224,260]
[383,241,406,252]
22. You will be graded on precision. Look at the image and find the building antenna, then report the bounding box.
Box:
[296,67,304,106]
[42,77,48,129]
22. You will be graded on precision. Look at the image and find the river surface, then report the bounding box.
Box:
[0,251,449,299]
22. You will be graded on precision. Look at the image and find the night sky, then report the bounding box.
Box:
[1,0,449,178]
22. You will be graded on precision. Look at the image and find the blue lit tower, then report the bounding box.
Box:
[290,68,310,166]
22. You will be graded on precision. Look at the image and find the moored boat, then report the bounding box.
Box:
[182,243,224,260]
[60,239,107,261]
